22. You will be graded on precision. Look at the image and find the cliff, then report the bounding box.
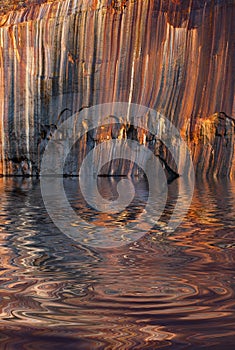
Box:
[0,0,234,177]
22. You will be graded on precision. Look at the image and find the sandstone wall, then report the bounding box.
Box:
[0,0,234,177]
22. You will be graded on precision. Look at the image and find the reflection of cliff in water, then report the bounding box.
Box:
[0,177,235,348]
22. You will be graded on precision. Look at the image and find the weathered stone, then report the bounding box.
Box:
[0,0,234,177]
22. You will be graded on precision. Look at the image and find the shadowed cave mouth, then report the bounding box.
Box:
[63,126,180,230]
[63,125,180,183]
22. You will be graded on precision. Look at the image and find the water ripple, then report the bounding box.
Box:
[0,177,234,348]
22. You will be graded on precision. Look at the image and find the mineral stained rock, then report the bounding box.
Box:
[0,0,234,177]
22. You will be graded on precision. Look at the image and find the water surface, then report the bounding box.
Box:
[0,177,234,349]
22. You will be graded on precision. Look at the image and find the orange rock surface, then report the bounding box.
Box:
[0,0,234,177]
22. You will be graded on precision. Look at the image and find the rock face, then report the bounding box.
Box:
[0,0,234,177]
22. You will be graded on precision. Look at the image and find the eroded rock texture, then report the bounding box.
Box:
[0,0,234,177]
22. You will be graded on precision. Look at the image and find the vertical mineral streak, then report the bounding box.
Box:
[0,0,234,176]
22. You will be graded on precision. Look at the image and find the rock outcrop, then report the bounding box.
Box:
[0,0,234,177]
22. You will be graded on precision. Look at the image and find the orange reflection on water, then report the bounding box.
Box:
[0,177,234,349]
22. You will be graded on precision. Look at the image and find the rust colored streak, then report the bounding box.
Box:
[0,0,234,177]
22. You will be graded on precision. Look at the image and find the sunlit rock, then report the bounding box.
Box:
[0,0,234,177]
